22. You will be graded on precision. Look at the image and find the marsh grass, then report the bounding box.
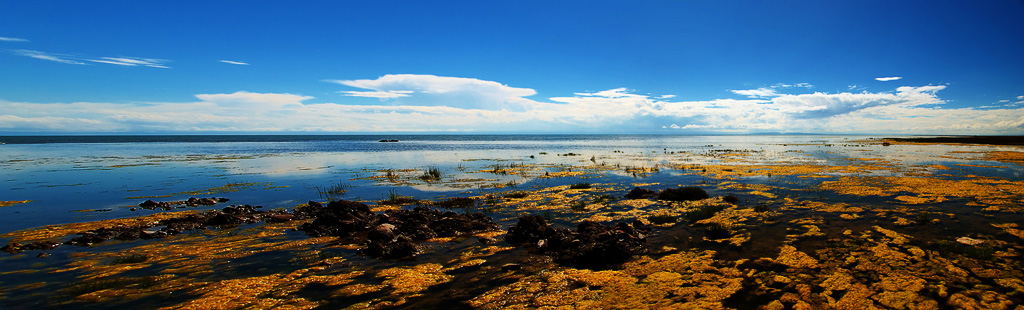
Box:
[379,189,417,205]
[570,200,588,212]
[648,214,678,225]
[916,212,931,225]
[685,204,725,223]
[487,164,508,175]
[592,193,615,204]
[383,169,398,181]
[703,223,731,240]
[419,166,442,181]
[314,182,349,201]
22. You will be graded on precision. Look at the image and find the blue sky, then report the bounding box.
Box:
[2,1,1023,134]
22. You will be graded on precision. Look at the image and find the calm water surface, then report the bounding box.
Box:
[2,134,1019,234]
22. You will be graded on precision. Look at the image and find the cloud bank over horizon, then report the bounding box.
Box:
[2,74,1022,135]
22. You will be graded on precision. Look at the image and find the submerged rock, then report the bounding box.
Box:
[1,240,62,253]
[506,215,650,269]
[64,205,284,246]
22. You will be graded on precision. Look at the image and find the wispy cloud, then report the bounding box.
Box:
[12,49,86,65]
[339,91,413,99]
[0,36,29,42]
[730,83,813,98]
[574,88,647,99]
[11,49,169,68]
[89,57,170,68]
[730,87,778,98]
[773,83,813,88]
[219,60,249,65]
[875,76,902,81]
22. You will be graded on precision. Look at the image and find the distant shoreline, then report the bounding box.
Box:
[885,136,1024,146]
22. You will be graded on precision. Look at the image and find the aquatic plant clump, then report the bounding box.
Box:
[685,204,725,223]
[658,186,710,202]
[624,187,657,199]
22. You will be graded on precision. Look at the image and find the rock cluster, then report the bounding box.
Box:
[296,200,500,259]
[137,197,230,210]
[506,215,650,269]
[1,205,286,252]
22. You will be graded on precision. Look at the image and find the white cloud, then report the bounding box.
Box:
[875,76,903,81]
[326,74,538,110]
[88,57,170,68]
[13,49,86,65]
[0,36,29,42]
[219,60,249,65]
[730,87,778,98]
[659,94,676,99]
[1,76,1022,135]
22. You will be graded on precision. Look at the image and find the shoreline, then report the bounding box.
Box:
[885,135,1024,146]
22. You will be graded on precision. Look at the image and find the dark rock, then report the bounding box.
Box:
[506,215,555,245]
[207,213,245,226]
[24,241,61,250]
[1,242,24,253]
[362,226,418,259]
[115,229,143,240]
[624,187,657,199]
[267,214,295,223]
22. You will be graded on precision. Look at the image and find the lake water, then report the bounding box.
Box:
[0,134,889,233]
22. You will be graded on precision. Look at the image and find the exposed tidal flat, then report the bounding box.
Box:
[0,135,1023,309]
